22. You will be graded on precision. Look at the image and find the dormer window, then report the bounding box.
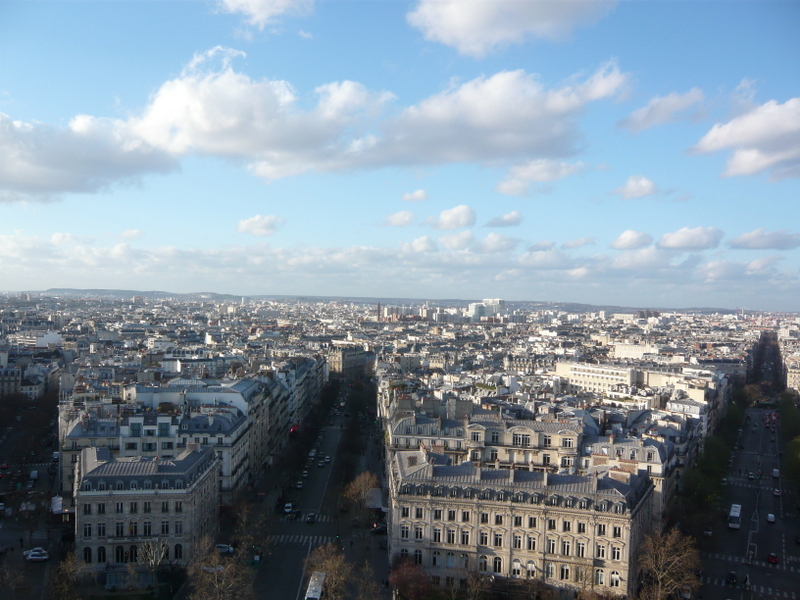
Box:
[83,482,91,491]
[116,481,123,490]
[98,481,106,491]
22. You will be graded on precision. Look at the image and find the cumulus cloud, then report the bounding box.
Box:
[693,97,800,179]
[619,88,704,132]
[611,246,673,270]
[611,230,653,250]
[486,210,523,228]
[562,236,595,249]
[729,228,800,250]
[528,240,555,252]
[51,233,93,245]
[400,235,438,253]
[402,189,427,202]
[384,210,415,227]
[613,175,656,199]
[497,159,584,195]
[218,0,314,30]
[659,226,723,250]
[429,204,476,230]
[439,230,474,250]
[473,232,519,253]
[407,0,616,58]
[237,214,285,236]
[121,229,143,241]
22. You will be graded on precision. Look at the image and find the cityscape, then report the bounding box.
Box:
[2,0,799,599]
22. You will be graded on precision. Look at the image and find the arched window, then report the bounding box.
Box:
[97,546,106,563]
[526,561,536,579]
[511,559,522,577]
[83,547,92,563]
[130,545,138,563]
[479,555,488,572]
[610,571,621,587]
[460,554,469,570]
[173,544,180,560]
[560,564,570,580]
[414,550,423,565]
[493,556,502,574]
[432,551,440,567]
[446,552,455,568]
[400,549,409,559]
[115,545,125,563]
[595,569,605,585]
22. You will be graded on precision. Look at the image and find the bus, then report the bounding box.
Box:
[305,571,326,600]
[728,504,742,529]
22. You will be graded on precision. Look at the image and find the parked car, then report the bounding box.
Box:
[302,470,309,478]
[767,513,775,523]
[24,548,49,562]
[215,544,235,554]
[284,502,293,514]
[726,571,737,585]
[306,513,316,523]
[296,481,303,489]
[702,526,712,537]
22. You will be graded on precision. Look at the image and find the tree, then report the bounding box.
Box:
[463,570,493,600]
[638,528,701,600]
[344,471,379,524]
[354,560,381,600]
[389,555,433,600]
[47,552,90,600]
[304,542,352,600]
[138,538,170,590]
[187,536,255,600]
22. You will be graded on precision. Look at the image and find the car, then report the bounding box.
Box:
[215,544,235,554]
[284,502,293,514]
[302,470,308,478]
[0,463,7,470]
[721,478,728,485]
[702,526,712,537]
[371,524,387,535]
[747,471,755,480]
[318,461,325,468]
[768,553,779,564]
[325,456,331,463]
[774,488,781,496]
[287,510,300,521]
[23,547,47,558]
[726,571,737,585]
[306,513,316,523]
[296,481,303,489]
[767,513,775,523]
[25,550,49,562]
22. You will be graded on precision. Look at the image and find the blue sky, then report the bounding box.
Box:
[1,0,799,310]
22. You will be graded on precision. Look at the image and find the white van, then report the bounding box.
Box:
[772,468,779,478]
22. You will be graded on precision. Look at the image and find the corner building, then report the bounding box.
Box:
[389,449,652,597]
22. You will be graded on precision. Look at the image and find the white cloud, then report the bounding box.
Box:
[659,226,723,250]
[407,0,616,58]
[611,246,673,270]
[528,240,555,251]
[619,88,704,132]
[497,159,584,195]
[614,175,656,199]
[384,210,415,227]
[729,228,800,250]
[611,230,653,250]
[121,229,143,241]
[693,97,800,179]
[473,232,519,253]
[298,30,313,39]
[237,214,285,236]
[402,189,427,202]
[518,248,573,269]
[400,235,438,253]
[439,230,474,250]
[429,204,476,230]
[218,0,314,30]
[562,236,594,249]
[486,210,523,227]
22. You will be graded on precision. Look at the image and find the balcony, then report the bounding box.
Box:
[466,439,484,449]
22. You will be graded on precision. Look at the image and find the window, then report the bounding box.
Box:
[143,502,151,514]
[613,525,621,538]
[447,529,456,544]
[432,576,441,586]
[414,549,423,565]
[97,523,106,537]
[116,523,124,537]
[161,501,169,513]
[130,502,137,514]
[415,526,423,540]
[471,431,480,441]
[175,501,182,513]
[513,534,522,549]
[460,554,469,569]
[576,542,585,558]
[175,521,183,535]
[597,524,606,536]
[158,423,170,437]
[493,533,503,547]
[174,544,182,560]
[542,454,551,466]
[161,521,170,535]
[493,556,502,574]
[545,562,554,579]
[434,509,442,520]
[612,546,621,561]
[577,522,586,534]
[562,521,571,532]
[480,512,489,524]
[116,502,124,514]
[479,531,488,546]
[401,526,409,539]
[495,514,503,525]
[97,546,106,563]
[512,559,522,577]
[527,561,536,579]
[433,528,442,543]
[562,438,574,448]
[560,565,570,580]
[447,510,456,521]
[161,442,173,450]
[460,530,470,545]
[97,503,106,515]
[446,552,455,568]
[462,511,470,522]
[610,571,621,588]
[547,519,556,530]
[561,540,571,556]
[400,549,409,559]
[489,449,498,461]
[83,547,92,563]
[83,523,92,538]
[143,521,152,536]
[432,551,440,567]
[401,506,410,518]
[527,536,536,551]
[547,538,556,553]
[513,515,522,527]
[115,546,125,563]
[479,556,488,571]
[596,544,606,559]
[528,516,537,528]
[445,576,455,587]
[491,431,499,443]
[595,569,605,585]
[415,507,423,519]
[83,504,92,515]
[543,435,551,447]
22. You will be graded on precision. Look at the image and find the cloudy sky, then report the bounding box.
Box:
[1,1,799,310]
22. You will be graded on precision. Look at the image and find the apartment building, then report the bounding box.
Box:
[388,448,653,597]
[74,446,219,587]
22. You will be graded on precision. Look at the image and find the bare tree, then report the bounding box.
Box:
[388,555,432,600]
[138,538,170,590]
[354,560,381,600]
[638,528,701,600]
[47,552,90,600]
[463,570,493,600]
[187,536,255,600]
[344,471,379,525]
[304,542,352,600]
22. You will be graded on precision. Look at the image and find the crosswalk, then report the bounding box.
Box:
[700,577,796,599]
[267,534,336,546]
[278,514,336,523]
[701,552,799,572]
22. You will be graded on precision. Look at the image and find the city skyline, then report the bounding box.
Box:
[1,1,798,311]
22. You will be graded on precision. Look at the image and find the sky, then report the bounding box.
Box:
[1,0,799,311]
